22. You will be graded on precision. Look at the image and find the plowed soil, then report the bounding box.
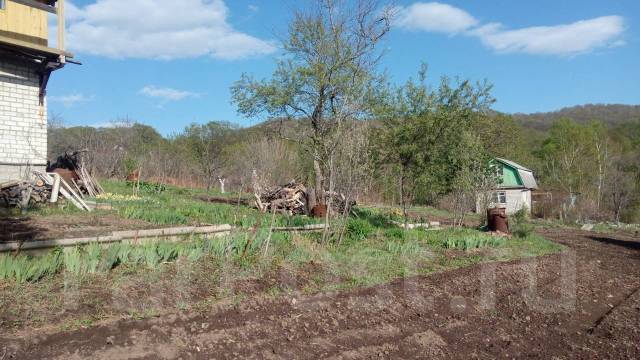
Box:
[2,228,639,359]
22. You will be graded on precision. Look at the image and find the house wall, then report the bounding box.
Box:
[0,56,47,182]
[0,1,49,47]
[499,164,522,187]
[477,189,532,215]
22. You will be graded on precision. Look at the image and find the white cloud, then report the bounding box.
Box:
[395,2,625,56]
[394,2,478,33]
[139,86,199,101]
[61,0,276,60]
[92,120,134,128]
[470,16,625,56]
[248,4,259,12]
[49,93,93,107]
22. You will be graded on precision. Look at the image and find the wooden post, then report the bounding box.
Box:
[50,172,61,203]
[57,0,65,61]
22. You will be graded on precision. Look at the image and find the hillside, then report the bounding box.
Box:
[512,104,640,130]
[248,104,640,133]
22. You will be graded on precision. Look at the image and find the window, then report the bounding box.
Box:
[493,191,507,204]
[0,0,5,10]
[496,165,504,177]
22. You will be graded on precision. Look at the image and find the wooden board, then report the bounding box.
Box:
[0,1,49,46]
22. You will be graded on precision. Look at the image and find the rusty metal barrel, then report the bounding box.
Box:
[487,207,509,233]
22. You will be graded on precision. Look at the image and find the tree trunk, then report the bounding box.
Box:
[400,170,408,230]
[314,159,325,205]
[322,154,335,244]
[306,188,317,216]
[218,177,226,194]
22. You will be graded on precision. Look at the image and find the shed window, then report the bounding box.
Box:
[493,191,507,204]
[0,1,5,10]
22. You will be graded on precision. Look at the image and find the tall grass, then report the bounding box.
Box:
[442,232,505,250]
[0,233,262,283]
[0,248,63,282]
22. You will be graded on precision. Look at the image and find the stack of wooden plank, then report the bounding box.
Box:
[33,171,92,211]
[48,150,104,197]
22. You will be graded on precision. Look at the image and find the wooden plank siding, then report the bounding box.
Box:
[0,0,49,47]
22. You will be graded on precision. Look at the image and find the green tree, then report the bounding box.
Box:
[474,113,543,170]
[231,0,391,208]
[538,118,595,195]
[372,65,494,227]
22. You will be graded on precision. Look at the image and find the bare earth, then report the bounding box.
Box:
[0,214,158,243]
[2,228,639,359]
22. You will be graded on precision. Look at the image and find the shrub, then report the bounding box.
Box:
[511,206,533,238]
[346,218,375,241]
[512,222,534,238]
[513,206,529,224]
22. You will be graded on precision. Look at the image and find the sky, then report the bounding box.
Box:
[46,0,640,135]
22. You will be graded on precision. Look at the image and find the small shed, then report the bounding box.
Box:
[477,158,538,215]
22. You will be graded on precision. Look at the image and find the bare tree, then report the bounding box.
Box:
[178,122,234,191]
[606,156,636,223]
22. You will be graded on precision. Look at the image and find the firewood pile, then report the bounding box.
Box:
[0,150,101,211]
[325,191,356,215]
[256,181,308,215]
[253,180,355,216]
[0,180,51,208]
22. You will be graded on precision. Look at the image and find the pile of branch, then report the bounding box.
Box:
[252,180,356,216]
[256,181,308,215]
[325,191,356,215]
[0,180,51,208]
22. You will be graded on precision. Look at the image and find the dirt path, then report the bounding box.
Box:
[2,229,639,359]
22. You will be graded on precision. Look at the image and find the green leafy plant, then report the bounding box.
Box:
[511,206,533,238]
[442,233,505,250]
[346,218,375,242]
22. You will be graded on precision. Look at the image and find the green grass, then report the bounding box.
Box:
[442,229,506,250]
[361,204,480,223]
[99,180,321,228]
[0,180,564,332]
[1,182,562,288]
[0,221,562,334]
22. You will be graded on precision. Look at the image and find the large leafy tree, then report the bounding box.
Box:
[372,65,495,226]
[538,118,596,195]
[231,0,391,206]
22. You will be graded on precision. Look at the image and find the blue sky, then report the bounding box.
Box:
[47,0,640,135]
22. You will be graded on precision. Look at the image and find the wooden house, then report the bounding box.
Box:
[476,158,539,215]
[0,0,73,182]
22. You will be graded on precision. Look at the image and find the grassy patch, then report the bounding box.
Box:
[1,181,564,333]
[99,180,321,228]
[0,225,561,332]
[442,229,506,250]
